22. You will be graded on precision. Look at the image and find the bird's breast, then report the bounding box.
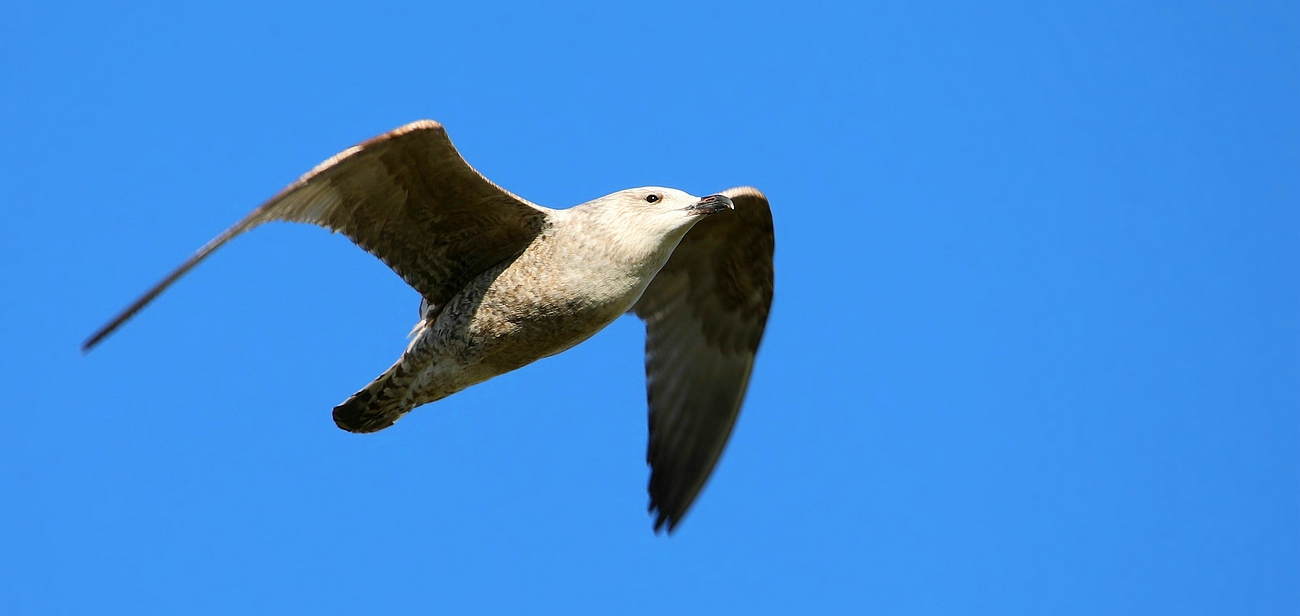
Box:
[451,242,652,371]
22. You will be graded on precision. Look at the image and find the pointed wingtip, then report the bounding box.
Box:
[81,318,122,354]
[650,503,682,536]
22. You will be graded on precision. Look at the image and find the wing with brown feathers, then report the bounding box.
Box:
[84,120,549,351]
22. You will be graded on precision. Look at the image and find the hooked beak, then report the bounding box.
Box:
[684,194,735,216]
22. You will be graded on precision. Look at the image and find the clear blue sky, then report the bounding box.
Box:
[2,1,1296,613]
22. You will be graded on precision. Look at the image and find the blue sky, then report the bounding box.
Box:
[2,1,1296,613]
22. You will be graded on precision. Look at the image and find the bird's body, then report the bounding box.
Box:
[85,120,774,532]
[337,191,705,432]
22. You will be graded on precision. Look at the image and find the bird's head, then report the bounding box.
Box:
[583,186,733,237]
[572,187,735,268]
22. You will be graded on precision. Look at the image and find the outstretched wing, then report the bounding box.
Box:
[84,120,550,351]
[632,186,775,533]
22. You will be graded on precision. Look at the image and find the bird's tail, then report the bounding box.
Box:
[332,359,420,433]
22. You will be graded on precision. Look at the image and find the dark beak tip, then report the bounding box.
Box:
[707,194,735,211]
[686,194,736,215]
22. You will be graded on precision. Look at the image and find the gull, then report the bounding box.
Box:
[84,120,775,533]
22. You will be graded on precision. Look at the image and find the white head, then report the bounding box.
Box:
[570,186,735,269]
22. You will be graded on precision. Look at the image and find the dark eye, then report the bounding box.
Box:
[645,194,660,204]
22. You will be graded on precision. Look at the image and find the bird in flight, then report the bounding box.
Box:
[84,120,775,533]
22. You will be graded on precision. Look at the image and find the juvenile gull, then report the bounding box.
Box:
[84,120,775,533]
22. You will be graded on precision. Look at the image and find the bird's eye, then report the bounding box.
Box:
[645,194,661,204]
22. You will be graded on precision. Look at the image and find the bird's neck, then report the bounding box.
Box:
[545,211,690,309]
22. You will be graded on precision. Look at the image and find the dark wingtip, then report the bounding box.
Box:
[81,312,133,354]
[649,503,681,536]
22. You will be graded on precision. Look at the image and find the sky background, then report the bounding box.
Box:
[2,1,1296,614]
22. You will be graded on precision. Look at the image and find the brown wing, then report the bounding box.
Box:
[83,120,550,351]
[632,186,775,533]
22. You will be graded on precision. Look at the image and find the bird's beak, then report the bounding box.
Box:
[684,194,735,216]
